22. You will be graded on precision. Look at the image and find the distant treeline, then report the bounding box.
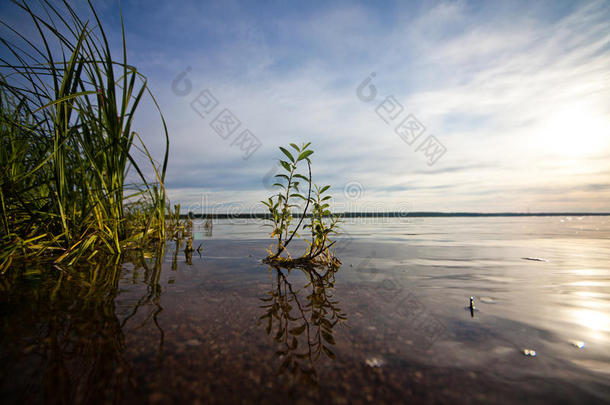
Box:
[179,212,610,219]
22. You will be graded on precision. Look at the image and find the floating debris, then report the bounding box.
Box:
[466,296,479,317]
[479,297,495,304]
[522,257,548,262]
[523,349,537,357]
[468,296,476,317]
[569,340,585,349]
[365,357,385,368]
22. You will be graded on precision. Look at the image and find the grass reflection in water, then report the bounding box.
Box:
[0,250,167,404]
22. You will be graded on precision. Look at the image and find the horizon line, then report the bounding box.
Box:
[178,212,610,219]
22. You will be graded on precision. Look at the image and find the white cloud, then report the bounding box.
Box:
[127,0,610,212]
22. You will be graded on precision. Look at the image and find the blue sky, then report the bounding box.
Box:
[2,0,609,213]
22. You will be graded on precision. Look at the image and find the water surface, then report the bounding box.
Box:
[1,216,609,403]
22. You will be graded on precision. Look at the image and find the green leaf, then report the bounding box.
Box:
[273,183,285,189]
[275,174,289,180]
[297,150,314,161]
[279,147,295,162]
[321,195,332,201]
[320,185,330,193]
[280,160,292,172]
[290,143,300,151]
[294,174,310,181]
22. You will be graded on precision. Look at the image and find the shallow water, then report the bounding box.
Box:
[1,216,609,404]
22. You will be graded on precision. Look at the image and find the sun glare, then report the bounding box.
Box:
[540,104,610,157]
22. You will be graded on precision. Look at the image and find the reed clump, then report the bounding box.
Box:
[0,1,170,272]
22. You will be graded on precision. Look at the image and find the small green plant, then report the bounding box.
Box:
[261,143,340,268]
[304,184,341,262]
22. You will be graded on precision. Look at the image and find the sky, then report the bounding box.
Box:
[2,0,609,213]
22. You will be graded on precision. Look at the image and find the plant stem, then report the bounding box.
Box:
[274,160,312,258]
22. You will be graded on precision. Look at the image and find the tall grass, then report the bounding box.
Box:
[0,0,169,271]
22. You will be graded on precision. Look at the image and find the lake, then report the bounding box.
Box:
[1,216,609,404]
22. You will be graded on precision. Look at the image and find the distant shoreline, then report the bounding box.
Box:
[179,212,610,219]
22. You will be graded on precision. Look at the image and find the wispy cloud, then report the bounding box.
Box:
[125,0,610,212]
[3,0,607,212]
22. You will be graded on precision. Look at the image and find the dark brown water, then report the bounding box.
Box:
[1,217,609,404]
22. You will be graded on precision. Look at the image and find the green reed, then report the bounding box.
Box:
[0,1,169,272]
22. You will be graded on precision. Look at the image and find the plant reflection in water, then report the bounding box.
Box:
[259,262,347,387]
